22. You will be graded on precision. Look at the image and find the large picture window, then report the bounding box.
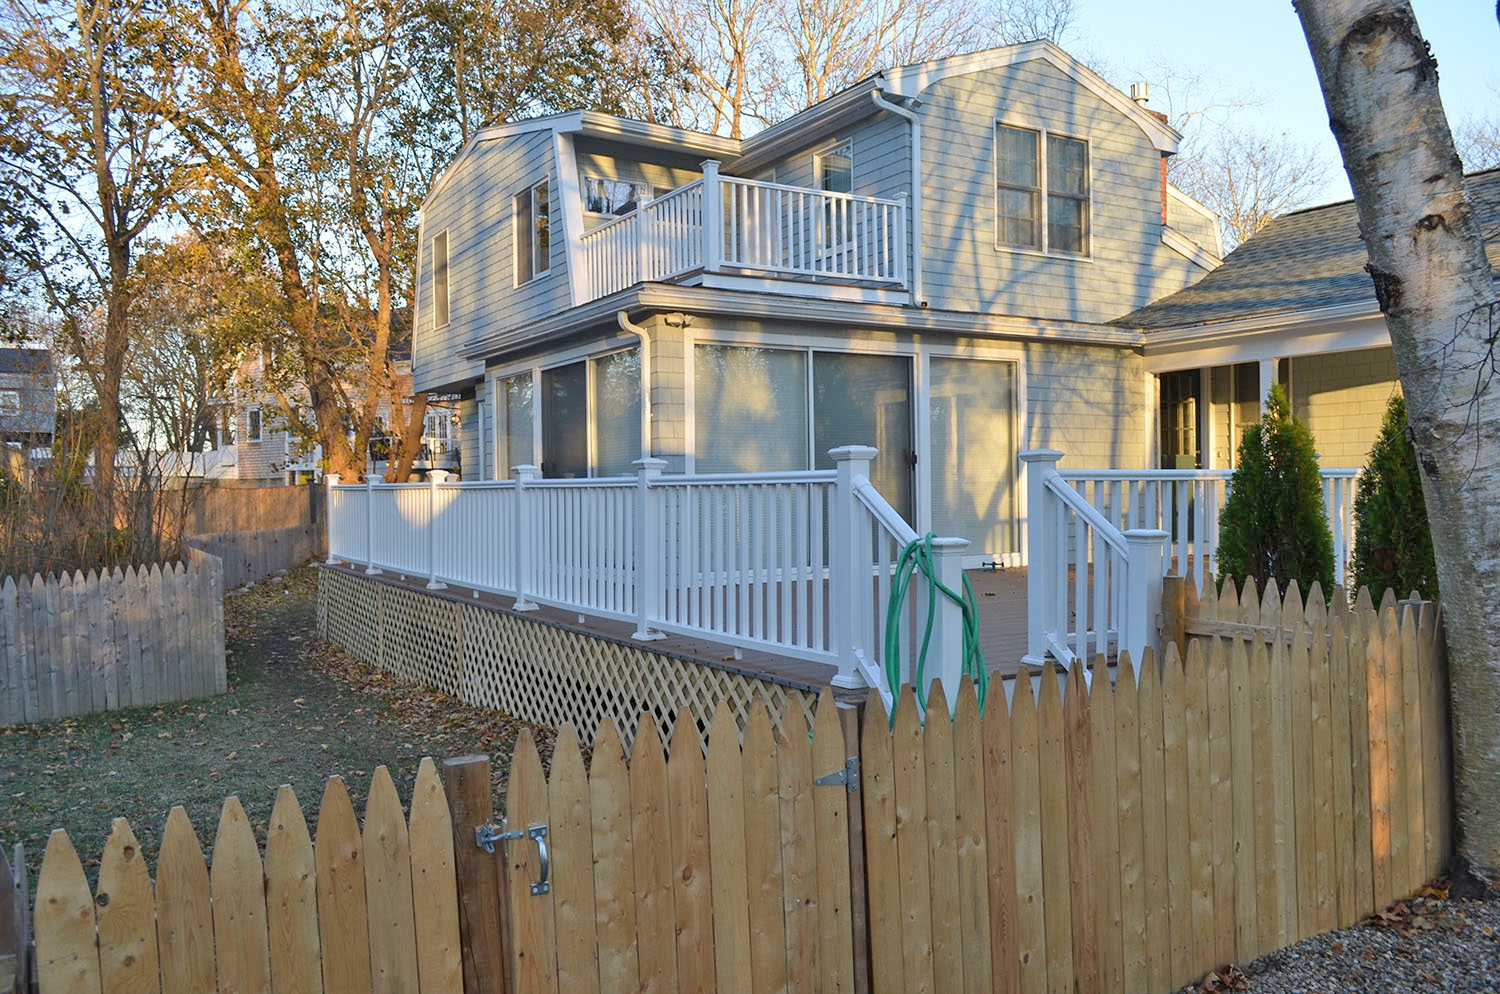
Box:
[533,348,641,479]
[514,179,551,284]
[996,124,1089,255]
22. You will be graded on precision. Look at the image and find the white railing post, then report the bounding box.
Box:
[1019,450,1063,665]
[633,457,668,640]
[364,475,383,575]
[895,192,909,285]
[926,536,970,712]
[1121,528,1169,679]
[324,474,341,563]
[701,160,722,273]
[425,470,449,590]
[829,445,878,688]
[512,465,541,611]
[636,194,653,284]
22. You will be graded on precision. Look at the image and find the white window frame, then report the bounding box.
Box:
[247,407,263,443]
[994,122,1092,258]
[814,140,855,252]
[0,389,18,418]
[430,230,450,328]
[514,178,552,286]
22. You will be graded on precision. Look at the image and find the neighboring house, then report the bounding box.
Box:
[412,41,1223,566]
[1123,167,1500,471]
[0,346,56,444]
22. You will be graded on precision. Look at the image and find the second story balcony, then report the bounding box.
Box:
[578,161,908,303]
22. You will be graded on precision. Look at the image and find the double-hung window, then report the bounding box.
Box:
[247,407,263,443]
[816,141,853,251]
[430,231,450,327]
[514,179,551,284]
[995,124,1090,255]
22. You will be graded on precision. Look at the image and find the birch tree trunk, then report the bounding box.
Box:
[1296,0,1500,881]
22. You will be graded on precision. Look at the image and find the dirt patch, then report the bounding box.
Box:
[1,563,550,882]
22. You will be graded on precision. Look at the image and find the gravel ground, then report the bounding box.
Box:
[1180,887,1500,993]
[1,562,551,883]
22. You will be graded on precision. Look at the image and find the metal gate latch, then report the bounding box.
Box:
[474,823,551,895]
[814,757,860,793]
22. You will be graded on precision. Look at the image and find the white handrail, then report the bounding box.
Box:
[1043,474,1129,556]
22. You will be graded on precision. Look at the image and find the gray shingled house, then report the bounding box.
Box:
[0,347,55,444]
[1122,167,1500,470]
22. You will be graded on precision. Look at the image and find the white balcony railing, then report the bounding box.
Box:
[325,447,967,706]
[578,161,906,302]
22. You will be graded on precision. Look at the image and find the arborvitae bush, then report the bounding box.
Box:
[1352,392,1437,599]
[1217,383,1335,597]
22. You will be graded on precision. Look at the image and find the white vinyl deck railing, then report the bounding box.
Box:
[1022,450,1362,672]
[325,447,964,701]
[577,161,906,302]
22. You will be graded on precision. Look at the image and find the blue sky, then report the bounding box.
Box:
[1070,0,1499,206]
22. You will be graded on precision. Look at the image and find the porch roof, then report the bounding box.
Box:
[1119,166,1500,334]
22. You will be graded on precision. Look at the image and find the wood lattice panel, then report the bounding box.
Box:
[317,568,817,749]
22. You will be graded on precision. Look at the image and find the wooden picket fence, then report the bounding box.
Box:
[22,577,1450,994]
[0,551,226,726]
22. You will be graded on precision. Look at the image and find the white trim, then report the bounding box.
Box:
[513,176,553,287]
[430,229,451,329]
[1142,304,1390,372]
[993,121,1092,259]
[1161,226,1222,272]
[246,407,263,443]
[554,132,585,308]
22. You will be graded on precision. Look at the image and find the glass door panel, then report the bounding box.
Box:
[929,357,1018,556]
[541,361,588,478]
[813,352,913,522]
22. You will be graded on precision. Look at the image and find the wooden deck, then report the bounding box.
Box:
[326,561,1037,697]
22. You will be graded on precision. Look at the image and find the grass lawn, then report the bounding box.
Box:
[1,563,551,882]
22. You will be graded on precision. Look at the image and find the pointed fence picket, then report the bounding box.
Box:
[0,553,225,726]
[23,586,1451,994]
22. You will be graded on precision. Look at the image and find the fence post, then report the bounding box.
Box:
[323,474,341,564]
[633,458,668,640]
[701,159,722,273]
[440,755,511,994]
[1122,528,1169,678]
[364,476,383,575]
[1019,450,1063,665]
[512,465,540,611]
[426,471,449,591]
[925,536,971,712]
[829,445,878,689]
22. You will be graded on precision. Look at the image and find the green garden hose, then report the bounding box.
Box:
[882,534,988,720]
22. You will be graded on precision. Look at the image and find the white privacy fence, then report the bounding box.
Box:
[577,161,906,302]
[1023,450,1362,672]
[325,448,963,698]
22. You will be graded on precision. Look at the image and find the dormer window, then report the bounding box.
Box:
[995,124,1090,256]
[514,179,551,285]
[584,177,649,215]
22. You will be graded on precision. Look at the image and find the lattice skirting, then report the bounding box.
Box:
[317,567,818,749]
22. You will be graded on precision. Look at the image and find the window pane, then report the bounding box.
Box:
[592,348,641,476]
[1047,135,1087,195]
[585,178,648,214]
[542,362,588,478]
[498,372,534,473]
[694,345,808,473]
[533,180,550,270]
[514,186,534,283]
[432,232,449,326]
[813,353,912,521]
[1048,194,1086,254]
[996,126,1038,187]
[819,145,852,193]
[929,358,1017,555]
[998,188,1040,248]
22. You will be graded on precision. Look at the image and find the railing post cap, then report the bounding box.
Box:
[828,445,879,463]
[429,470,450,484]
[1018,449,1065,464]
[1123,528,1170,545]
[928,536,971,554]
[633,457,669,476]
[325,473,341,486]
[512,464,542,480]
[701,158,721,171]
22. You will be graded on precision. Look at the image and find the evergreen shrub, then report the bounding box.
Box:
[1351,392,1438,599]
[1217,383,1335,597]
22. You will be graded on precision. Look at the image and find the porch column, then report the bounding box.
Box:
[701,160,723,273]
[830,445,878,689]
[925,536,970,712]
[1019,449,1063,666]
[1259,357,1279,412]
[426,471,449,590]
[633,458,668,641]
[512,465,540,611]
[324,474,341,564]
[1121,528,1168,679]
[364,476,383,575]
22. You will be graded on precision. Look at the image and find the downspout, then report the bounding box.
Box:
[870,89,925,308]
[616,311,652,459]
